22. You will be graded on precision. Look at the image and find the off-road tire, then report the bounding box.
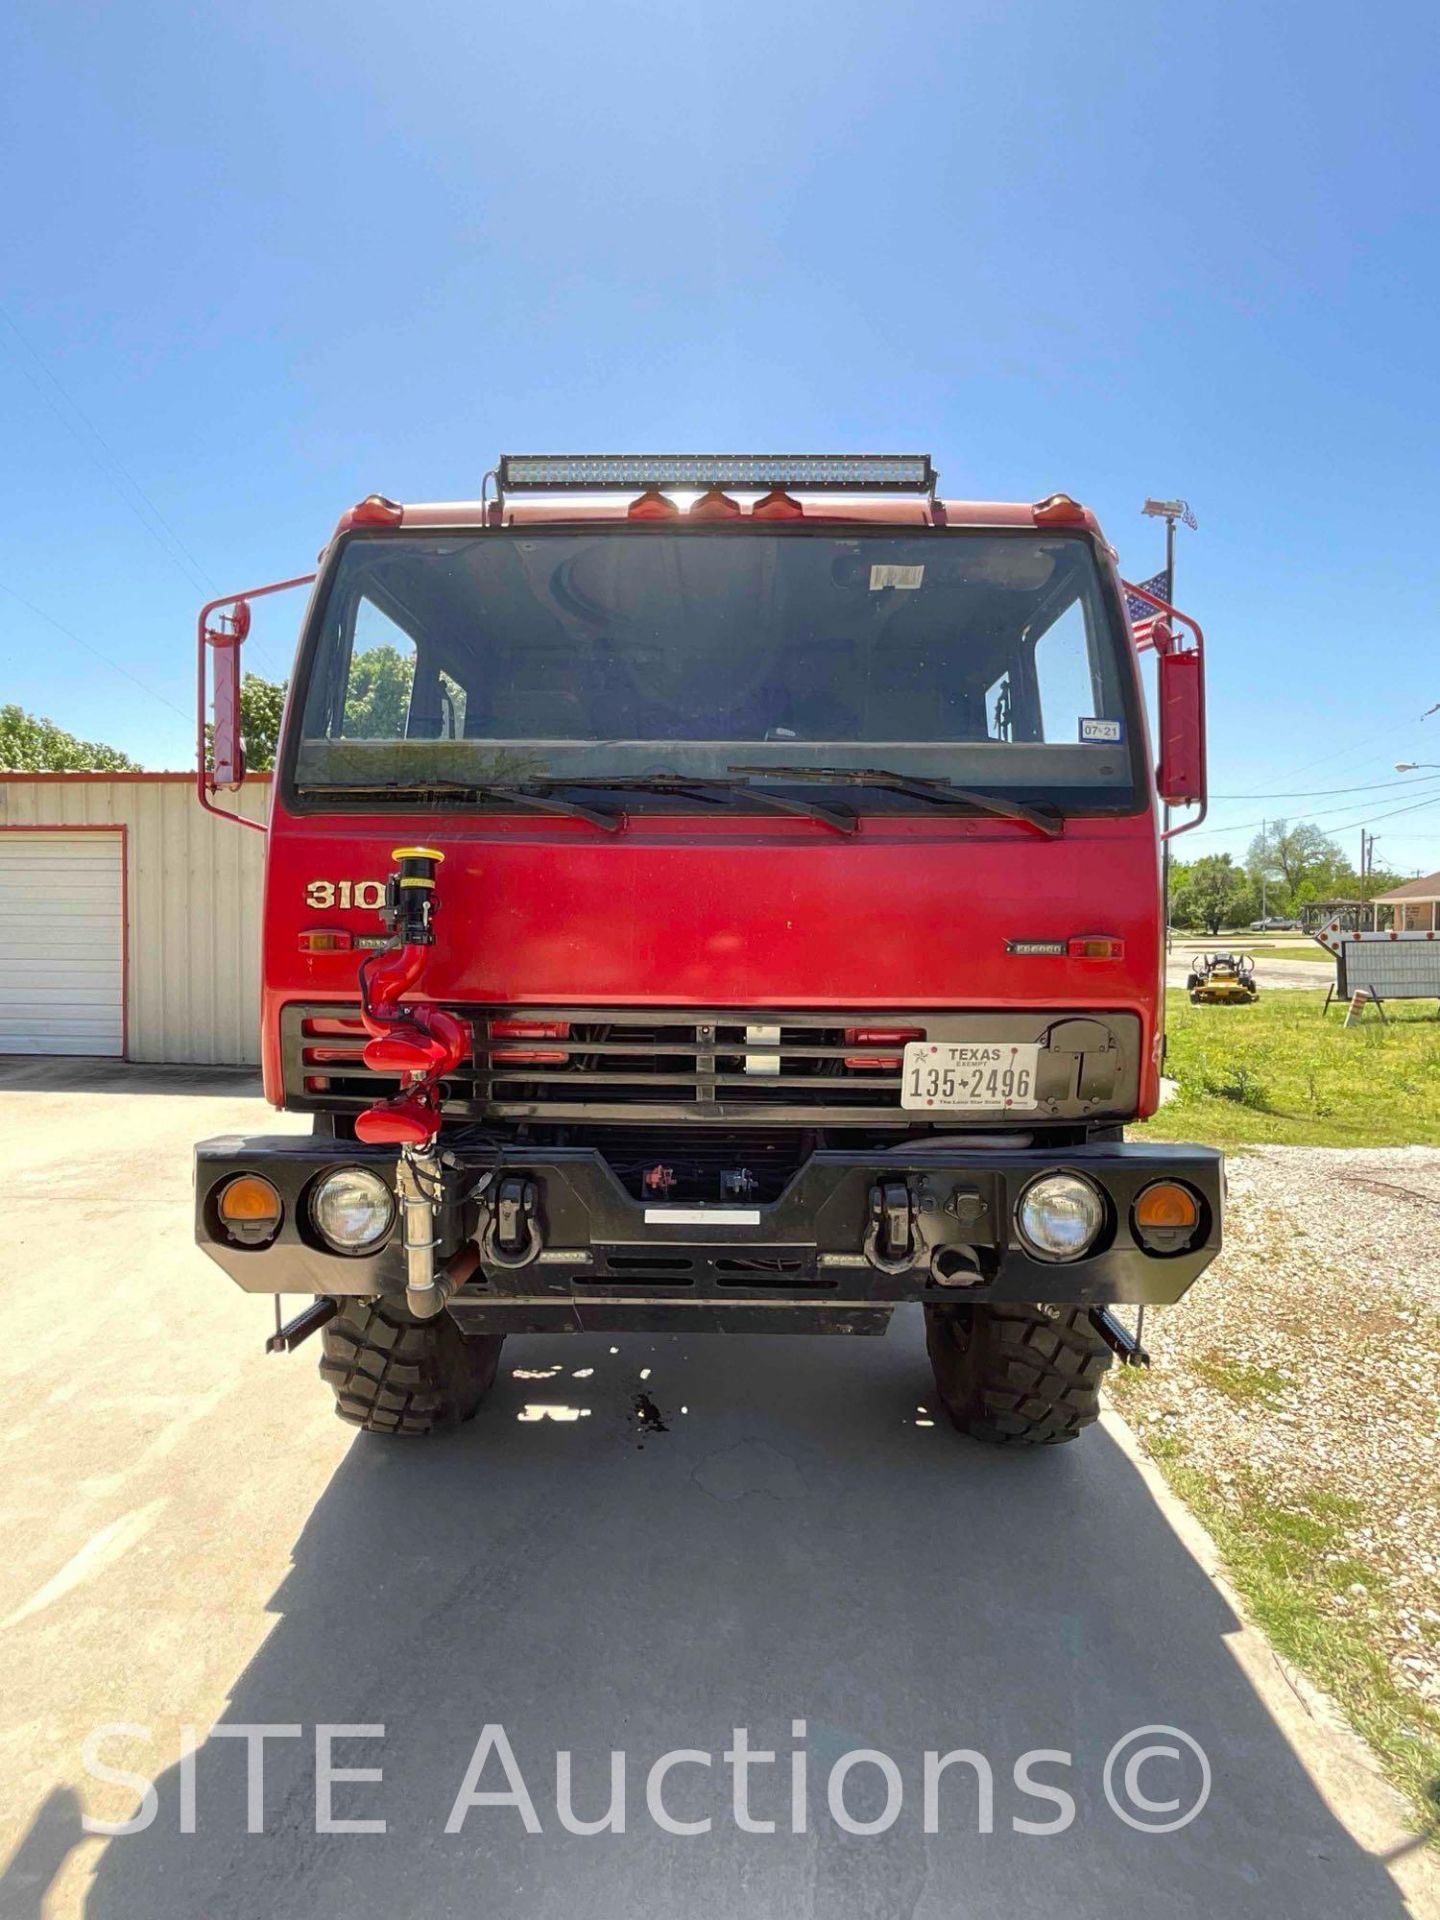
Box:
[319,1297,504,1436]
[924,1301,1112,1446]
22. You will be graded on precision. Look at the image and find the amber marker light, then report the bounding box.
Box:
[217,1174,283,1246]
[1133,1181,1201,1253]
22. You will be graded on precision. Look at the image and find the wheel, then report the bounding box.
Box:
[319,1296,504,1436]
[1189,990,1203,1004]
[924,1301,1112,1446]
[1185,972,1200,991]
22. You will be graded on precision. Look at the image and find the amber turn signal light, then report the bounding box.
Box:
[1132,1180,1200,1253]
[217,1174,283,1246]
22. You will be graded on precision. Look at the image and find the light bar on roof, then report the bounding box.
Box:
[498,454,936,494]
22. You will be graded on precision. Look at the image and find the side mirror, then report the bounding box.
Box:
[205,598,251,792]
[1155,628,1205,809]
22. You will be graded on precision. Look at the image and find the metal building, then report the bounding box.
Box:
[0,774,269,1064]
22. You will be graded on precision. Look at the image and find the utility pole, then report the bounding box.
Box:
[1260,819,1268,917]
[1142,498,1197,948]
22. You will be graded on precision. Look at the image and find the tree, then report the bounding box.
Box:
[1245,819,1346,905]
[206,647,416,773]
[0,703,139,771]
[239,673,286,772]
[203,672,287,773]
[1171,853,1251,934]
[344,644,414,738]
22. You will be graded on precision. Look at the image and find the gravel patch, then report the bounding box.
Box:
[1112,1145,1440,1711]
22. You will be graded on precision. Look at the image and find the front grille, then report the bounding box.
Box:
[282,1005,929,1126]
[562,1126,811,1202]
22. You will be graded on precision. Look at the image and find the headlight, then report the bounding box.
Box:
[310,1167,395,1253]
[1016,1172,1105,1261]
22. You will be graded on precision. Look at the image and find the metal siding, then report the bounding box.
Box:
[0,780,268,1064]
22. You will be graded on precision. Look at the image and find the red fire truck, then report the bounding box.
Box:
[195,455,1219,1446]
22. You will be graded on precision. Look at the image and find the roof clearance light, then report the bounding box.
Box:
[349,494,404,526]
[628,488,681,521]
[690,488,742,520]
[499,454,935,494]
[1032,493,1087,527]
[751,488,805,521]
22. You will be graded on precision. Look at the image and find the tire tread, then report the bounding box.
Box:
[318,1297,502,1437]
[925,1301,1112,1447]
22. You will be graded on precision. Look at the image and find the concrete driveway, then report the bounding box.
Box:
[0,1063,1433,1920]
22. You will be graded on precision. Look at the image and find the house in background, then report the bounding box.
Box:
[1373,870,1440,933]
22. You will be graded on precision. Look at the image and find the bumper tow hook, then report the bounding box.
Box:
[480,1176,542,1271]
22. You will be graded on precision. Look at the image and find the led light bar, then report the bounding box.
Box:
[498,454,936,494]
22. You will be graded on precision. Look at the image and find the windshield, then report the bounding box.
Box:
[290,528,1139,810]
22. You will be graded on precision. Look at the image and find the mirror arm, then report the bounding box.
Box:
[196,573,316,833]
[1161,797,1208,840]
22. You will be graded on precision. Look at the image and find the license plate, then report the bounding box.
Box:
[901,1041,1040,1112]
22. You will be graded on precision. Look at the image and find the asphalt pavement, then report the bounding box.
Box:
[0,1062,1432,1920]
[1165,950,1335,992]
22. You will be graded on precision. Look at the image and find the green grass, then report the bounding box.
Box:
[1254,943,1333,963]
[1134,990,1440,1148]
[1175,941,1327,963]
[1189,1353,1289,1406]
[1109,1375,1440,1834]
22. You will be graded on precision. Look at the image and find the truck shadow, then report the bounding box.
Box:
[0,1060,261,1098]
[85,1318,1414,1920]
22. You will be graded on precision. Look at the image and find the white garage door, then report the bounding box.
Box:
[0,832,124,1056]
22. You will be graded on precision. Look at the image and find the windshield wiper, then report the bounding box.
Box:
[726,766,1064,837]
[299,780,623,832]
[540,775,858,836]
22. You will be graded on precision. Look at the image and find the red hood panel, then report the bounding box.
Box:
[265,806,1160,1028]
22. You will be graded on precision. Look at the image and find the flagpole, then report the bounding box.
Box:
[1141,497,1195,952]
[1162,511,1176,946]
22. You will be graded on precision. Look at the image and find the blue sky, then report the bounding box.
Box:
[3,0,1438,871]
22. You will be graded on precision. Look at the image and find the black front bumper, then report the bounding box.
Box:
[195,1133,1223,1335]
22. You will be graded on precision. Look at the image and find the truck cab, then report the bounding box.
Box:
[194,454,1220,1445]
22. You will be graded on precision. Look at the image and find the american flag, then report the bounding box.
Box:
[1124,568,1171,641]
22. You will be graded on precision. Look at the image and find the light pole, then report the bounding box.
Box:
[1142,498,1197,945]
[1395,761,1440,771]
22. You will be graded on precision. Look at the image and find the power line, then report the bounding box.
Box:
[1245,717,1422,787]
[0,579,191,722]
[0,306,216,598]
[0,310,292,681]
[1210,772,1440,800]
[1341,791,1440,831]
[1188,786,1440,842]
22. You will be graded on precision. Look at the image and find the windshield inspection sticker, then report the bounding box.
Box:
[1080,717,1123,743]
[869,563,925,591]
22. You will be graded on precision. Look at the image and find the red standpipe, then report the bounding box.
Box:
[354,940,469,1146]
